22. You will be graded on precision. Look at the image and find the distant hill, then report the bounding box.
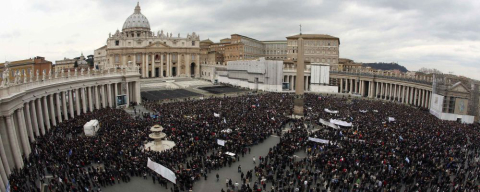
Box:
[362,63,408,72]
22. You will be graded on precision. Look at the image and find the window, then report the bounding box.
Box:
[115,55,119,63]
[115,40,119,46]
[137,33,140,37]
[192,41,195,46]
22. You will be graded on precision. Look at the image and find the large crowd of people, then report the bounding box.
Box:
[6,92,480,192]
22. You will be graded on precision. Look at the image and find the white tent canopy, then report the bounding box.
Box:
[84,120,100,136]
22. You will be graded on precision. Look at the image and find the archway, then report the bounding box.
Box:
[190,62,195,77]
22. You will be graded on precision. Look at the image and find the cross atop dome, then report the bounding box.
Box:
[134,2,141,14]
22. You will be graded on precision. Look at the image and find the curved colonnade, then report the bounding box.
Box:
[283,70,433,108]
[0,67,141,190]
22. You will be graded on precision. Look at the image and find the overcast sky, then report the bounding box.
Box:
[1,0,479,79]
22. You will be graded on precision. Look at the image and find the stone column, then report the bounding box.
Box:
[195,54,200,77]
[107,84,112,107]
[88,87,94,112]
[62,92,68,120]
[0,129,11,177]
[36,99,45,135]
[30,101,40,137]
[43,96,51,130]
[16,108,31,156]
[375,82,379,98]
[135,81,141,104]
[160,54,164,78]
[74,89,81,116]
[186,54,190,77]
[81,88,87,113]
[114,83,119,107]
[403,86,407,104]
[101,85,106,108]
[141,53,145,78]
[409,87,414,105]
[68,90,74,118]
[56,93,62,123]
[125,82,130,108]
[152,54,155,78]
[349,79,353,93]
[0,156,5,191]
[95,86,100,109]
[49,95,56,126]
[24,103,34,142]
[5,115,23,168]
[166,53,170,77]
[427,91,431,108]
[339,78,343,93]
[413,88,418,106]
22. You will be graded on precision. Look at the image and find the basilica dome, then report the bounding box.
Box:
[122,2,150,31]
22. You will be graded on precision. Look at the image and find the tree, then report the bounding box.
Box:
[74,60,78,68]
[418,67,442,74]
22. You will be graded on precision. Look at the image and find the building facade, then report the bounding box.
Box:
[55,53,90,71]
[94,3,201,78]
[286,34,340,70]
[263,41,287,60]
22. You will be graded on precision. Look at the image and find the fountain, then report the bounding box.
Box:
[144,125,176,152]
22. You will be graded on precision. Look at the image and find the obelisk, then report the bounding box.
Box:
[293,35,305,117]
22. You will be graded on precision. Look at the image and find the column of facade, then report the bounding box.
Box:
[5,115,23,168]
[413,88,418,106]
[30,101,40,137]
[151,54,155,78]
[125,82,130,108]
[107,84,113,107]
[74,89,81,116]
[16,108,31,156]
[62,92,68,120]
[427,91,431,108]
[42,96,51,130]
[88,87,94,112]
[135,81,141,104]
[23,103,35,142]
[56,93,62,123]
[36,99,45,135]
[349,79,353,93]
[195,54,200,77]
[160,54,164,78]
[397,85,402,102]
[94,86,99,109]
[185,54,191,77]
[167,53,171,77]
[409,87,413,105]
[375,82,379,98]
[114,83,119,107]
[101,85,106,108]
[81,88,87,113]
[392,84,397,101]
[403,86,407,104]
[68,90,74,118]
[0,129,11,180]
[339,79,343,93]
[49,95,57,126]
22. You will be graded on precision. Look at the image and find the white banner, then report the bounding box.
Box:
[324,109,339,114]
[319,118,340,129]
[330,119,352,127]
[147,158,177,184]
[308,137,330,144]
[214,113,220,117]
[359,110,368,113]
[388,117,396,122]
[217,139,225,146]
[225,152,235,157]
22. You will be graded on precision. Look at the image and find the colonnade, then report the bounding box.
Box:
[0,81,141,190]
[284,75,311,91]
[335,77,432,108]
[132,52,200,78]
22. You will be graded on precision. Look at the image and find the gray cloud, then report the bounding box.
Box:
[1,0,479,80]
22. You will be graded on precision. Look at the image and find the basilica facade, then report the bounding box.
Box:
[94,3,201,78]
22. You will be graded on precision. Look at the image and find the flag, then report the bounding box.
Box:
[214,113,220,117]
[223,117,226,124]
[217,139,225,146]
[405,157,410,163]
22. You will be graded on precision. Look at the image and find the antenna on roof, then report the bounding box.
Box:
[299,24,302,35]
